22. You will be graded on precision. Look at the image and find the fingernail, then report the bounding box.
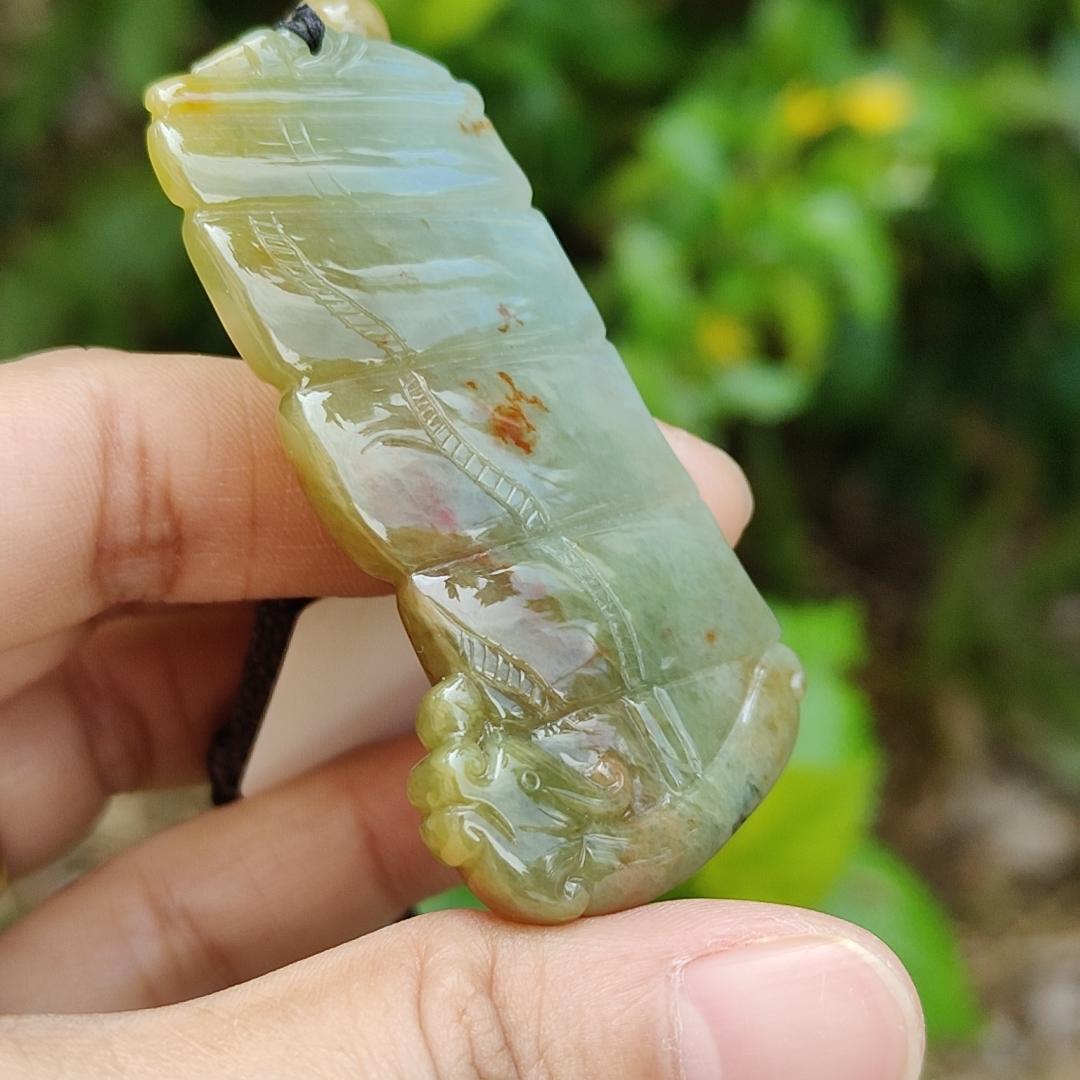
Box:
[678,935,924,1080]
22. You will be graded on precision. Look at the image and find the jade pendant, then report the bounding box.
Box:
[146,1,803,923]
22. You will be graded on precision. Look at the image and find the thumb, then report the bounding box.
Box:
[2,900,925,1080]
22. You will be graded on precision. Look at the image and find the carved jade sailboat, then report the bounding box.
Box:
[146,1,804,923]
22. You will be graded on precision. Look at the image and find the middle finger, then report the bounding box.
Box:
[0,604,252,878]
[0,732,454,1015]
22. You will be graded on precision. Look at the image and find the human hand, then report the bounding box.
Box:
[0,348,924,1078]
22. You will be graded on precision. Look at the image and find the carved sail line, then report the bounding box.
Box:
[251,214,414,358]
[425,602,562,713]
[538,537,646,687]
[251,216,555,526]
[400,372,550,531]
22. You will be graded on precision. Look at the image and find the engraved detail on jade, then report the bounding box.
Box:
[146,2,804,923]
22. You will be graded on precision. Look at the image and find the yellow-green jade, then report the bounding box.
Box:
[146,1,804,923]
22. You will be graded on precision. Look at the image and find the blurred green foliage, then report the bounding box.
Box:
[4,0,1079,1046]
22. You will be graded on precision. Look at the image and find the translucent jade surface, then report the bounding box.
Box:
[146,4,804,923]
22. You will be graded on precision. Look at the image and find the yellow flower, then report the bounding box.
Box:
[697,313,756,366]
[838,73,914,135]
[779,83,836,140]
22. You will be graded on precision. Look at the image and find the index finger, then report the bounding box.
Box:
[0,348,753,653]
[0,348,381,653]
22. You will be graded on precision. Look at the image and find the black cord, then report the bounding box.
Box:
[276,4,327,54]
[208,598,313,805]
[208,596,421,920]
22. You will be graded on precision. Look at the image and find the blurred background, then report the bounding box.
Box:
[1,0,1078,1075]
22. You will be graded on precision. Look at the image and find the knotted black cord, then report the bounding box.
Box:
[276,4,327,54]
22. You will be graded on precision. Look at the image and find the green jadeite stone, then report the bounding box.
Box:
[145,2,804,923]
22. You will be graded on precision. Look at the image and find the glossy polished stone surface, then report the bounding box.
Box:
[146,3,803,923]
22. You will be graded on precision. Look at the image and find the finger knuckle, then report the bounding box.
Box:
[120,855,239,1006]
[411,913,547,1080]
[84,366,186,607]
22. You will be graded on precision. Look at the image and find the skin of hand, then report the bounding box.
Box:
[0,348,925,1080]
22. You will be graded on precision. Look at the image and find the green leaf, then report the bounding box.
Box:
[793,191,897,323]
[939,152,1051,279]
[643,98,727,197]
[824,843,984,1043]
[712,363,813,424]
[611,221,697,347]
[416,884,487,914]
[774,600,878,767]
